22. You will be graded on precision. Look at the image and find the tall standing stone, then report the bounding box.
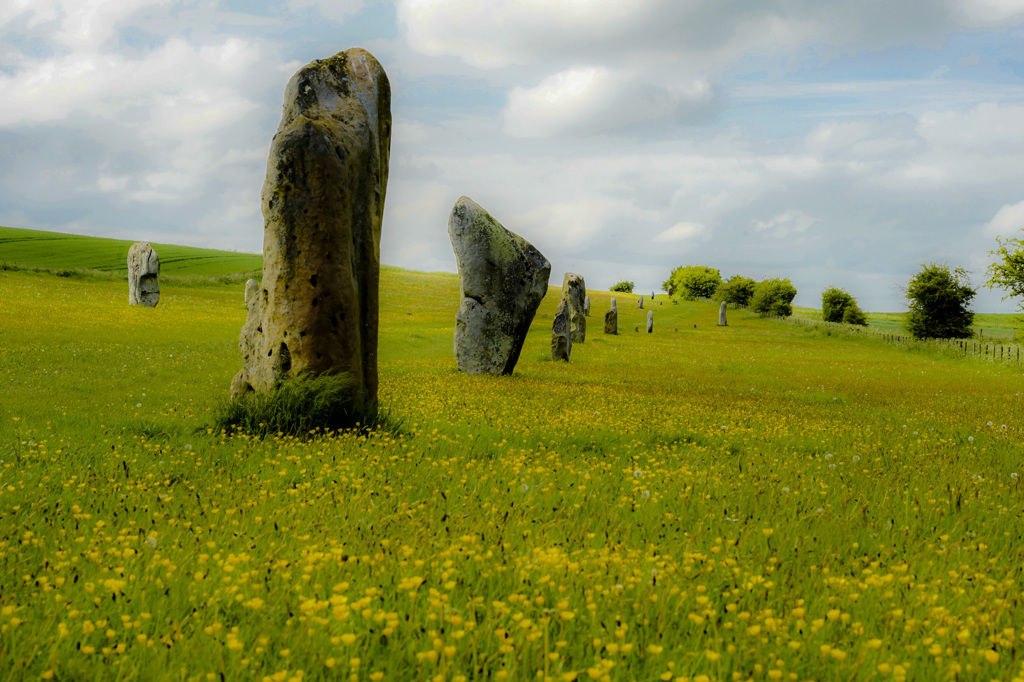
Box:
[647,310,654,333]
[231,48,391,405]
[551,298,571,361]
[604,307,618,334]
[638,296,643,309]
[127,242,160,307]
[449,196,550,375]
[562,272,586,344]
[719,301,728,326]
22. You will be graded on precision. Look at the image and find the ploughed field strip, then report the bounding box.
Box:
[2,266,1024,682]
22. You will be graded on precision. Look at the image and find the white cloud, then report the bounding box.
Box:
[509,198,644,249]
[753,210,818,238]
[982,200,1024,238]
[397,0,641,68]
[396,0,999,74]
[655,222,707,242]
[286,0,370,23]
[919,102,1024,153]
[952,0,1024,25]
[503,66,713,137]
[0,37,266,128]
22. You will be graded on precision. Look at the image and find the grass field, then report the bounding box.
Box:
[3,246,1024,681]
[0,226,262,278]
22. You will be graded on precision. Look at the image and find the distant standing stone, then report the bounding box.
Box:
[562,272,587,344]
[231,48,391,404]
[551,298,571,361]
[584,295,591,317]
[244,279,259,305]
[719,301,728,326]
[127,242,160,307]
[604,307,618,334]
[449,196,550,375]
[647,310,654,333]
[634,324,639,332]
[638,296,643,309]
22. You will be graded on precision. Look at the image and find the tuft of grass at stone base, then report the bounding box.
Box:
[214,373,390,439]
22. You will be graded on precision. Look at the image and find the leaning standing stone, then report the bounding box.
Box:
[449,196,551,374]
[562,272,587,344]
[551,298,571,361]
[127,242,160,307]
[647,310,654,333]
[719,301,728,326]
[604,307,618,334]
[231,48,391,406]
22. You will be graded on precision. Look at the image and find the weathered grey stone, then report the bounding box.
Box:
[551,298,571,361]
[449,196,550,374]
[719,301,728,326]
[647,310,654,333]
[604,307,617,334]
[127,242,160,307]
[638,296,643,309]
[611,298,617,311]
[562,272,586,344]
[244,279,259,305]
[584,295,591,316]
[231,48,391,404]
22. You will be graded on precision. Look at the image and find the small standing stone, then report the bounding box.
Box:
[584,295,591,316]
[611,298,617,311]
[638,296,643,309]
[634,324,639,332]
[719,301,728,326]
[244,279,259,305]
[562,272,587,344]
[127,242,160,307]
[604,307,618,334]
[647,310,654,333]
[551,298,571,361]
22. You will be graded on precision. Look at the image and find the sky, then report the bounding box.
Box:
[2,1,1024,312]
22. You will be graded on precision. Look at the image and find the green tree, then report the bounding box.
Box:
[750,278,797,317]
[714,275,757,307]
[664,265,722,300]
[842,302,868,326]
[821,287,864,323]
[610,280,634,293]
[985,234,1024,310]
[904,263,975,339]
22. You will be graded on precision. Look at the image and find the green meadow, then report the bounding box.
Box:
[0,226,262,278]
[3,230,1024,682]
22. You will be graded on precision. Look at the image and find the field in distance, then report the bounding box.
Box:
[0,225,262,277]
[3,241,1024,681]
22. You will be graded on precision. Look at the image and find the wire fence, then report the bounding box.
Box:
[766,315,1024,368]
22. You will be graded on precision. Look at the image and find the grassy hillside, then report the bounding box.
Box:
[792,305,1020,340]
[0,225,262,277]
[2,267,1024,681]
